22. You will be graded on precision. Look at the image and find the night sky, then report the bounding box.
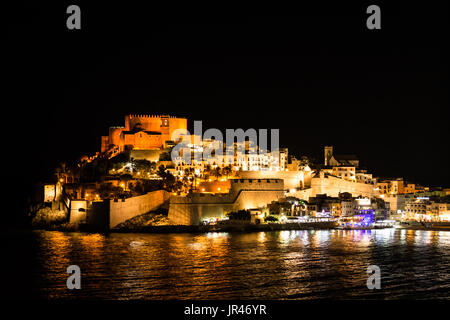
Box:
[4,3,449,219]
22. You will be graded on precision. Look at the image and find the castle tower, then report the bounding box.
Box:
[324,146,333,166]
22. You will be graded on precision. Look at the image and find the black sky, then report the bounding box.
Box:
[5,2,449,190]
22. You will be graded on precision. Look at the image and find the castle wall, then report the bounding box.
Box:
[233,190,285,210]
[109,115,187,151]
[126,115,161,132]
[124,115,187,135]
[130,149,162,162]
[168,196,234,225]
[197,180,231,193]
[87,201,109,229]
[286,188,313,201]
[101,136,109,152]
[69,200,87,224]
[132,132,162,149]
[287,176,377,201]
[108,190,170,228]
[124,134,136,147]
[310,175,376,198]
[235,170,307,190]
[82,190,170,229]
[109,127,124,147]
[229,178,284,192]
[168,179,285,225]
[168,117,187,141]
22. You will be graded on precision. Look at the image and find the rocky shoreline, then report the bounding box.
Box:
[29,221,337,233]
[113,221,338,233]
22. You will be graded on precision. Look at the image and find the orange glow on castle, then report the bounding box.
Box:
[101,114,187,152]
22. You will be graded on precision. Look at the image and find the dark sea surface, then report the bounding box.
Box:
[2,229,450,299]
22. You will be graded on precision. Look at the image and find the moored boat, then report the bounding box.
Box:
[337,218,394,230]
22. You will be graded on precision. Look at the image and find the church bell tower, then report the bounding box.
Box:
[324,146,333,166]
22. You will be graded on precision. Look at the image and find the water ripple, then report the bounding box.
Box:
[2,229,449,299]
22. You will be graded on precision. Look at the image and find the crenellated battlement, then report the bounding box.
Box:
[128,114,186,119]
[230,178,283,184]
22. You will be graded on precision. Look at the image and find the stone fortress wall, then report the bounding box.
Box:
[108,190,170,228]
[287,173,377,200]
[235,170,313,190]
[125,115,187,144]
[67,190,170,229]
[168,179,285,225]
[310,174,377,198]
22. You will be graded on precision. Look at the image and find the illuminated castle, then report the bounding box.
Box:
[101,115,187,152]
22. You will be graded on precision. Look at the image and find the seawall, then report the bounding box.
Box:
[168,179,285,225]
[114,221,337,233]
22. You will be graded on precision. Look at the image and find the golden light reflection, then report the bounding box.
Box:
[80,233,105,256]
[31,229,450,299]
[188,240,205,250]
[42,231,72,276]
[46,231,71,260]
[283,250,304,268]
[257,232,266,244]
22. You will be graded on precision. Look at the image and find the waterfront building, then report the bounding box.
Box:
[382,194,406,217]
[404,196,450,222]
[296,193,388,220]
[265,197,307,218]
[341,199,355,217]
[306,194,340,218]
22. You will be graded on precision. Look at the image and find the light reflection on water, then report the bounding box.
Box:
[4,229,450,299]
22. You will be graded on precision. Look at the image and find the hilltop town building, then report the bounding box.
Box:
[324,146,359,168]
[172,139,289,173]
[382,194,407,217]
